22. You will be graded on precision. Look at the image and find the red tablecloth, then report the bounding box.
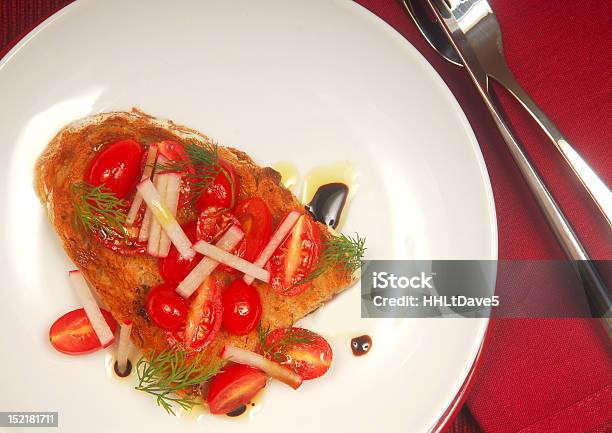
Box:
[2,1,611,432]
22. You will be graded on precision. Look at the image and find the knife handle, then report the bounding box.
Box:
[492,67,612,228]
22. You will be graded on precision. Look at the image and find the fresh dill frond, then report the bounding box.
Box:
[257,323,316,363]
[156,141,235,205]
[71,181,127,237]
[135,348,223,416]
[291,232,366,288]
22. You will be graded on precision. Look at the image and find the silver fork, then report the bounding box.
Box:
[403,0,612,331]
[404,0,612,227]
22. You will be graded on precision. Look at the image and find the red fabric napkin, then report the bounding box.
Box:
[2,1,610,432]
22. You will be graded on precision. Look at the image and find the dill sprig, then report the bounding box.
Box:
[71,181,127,237]
[291,233,366,289]
[257,323,316,363]
[156,141,235,205]
[135,348,223,416]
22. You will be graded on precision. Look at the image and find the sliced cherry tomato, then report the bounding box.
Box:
[96,224,146,256]
[221,279,262,336]
[196,207,241,242]
[146,283,189,331]
[233,197,272,262]
[157,140,190,167]
[207,364,267,414]
[49,308,117,355]
[159,222,201,283]
[268,214,321,296]
[87,139,144,198]
[264,327,332,380]
[178,276,223,351]
[195,160,238,211]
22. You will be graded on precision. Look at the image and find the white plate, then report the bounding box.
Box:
[0,1,497,432]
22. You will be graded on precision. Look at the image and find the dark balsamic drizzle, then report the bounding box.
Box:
[305,182,349,229]
[113,359,133,377]
[226,404,247,417]
[351,335,372,356]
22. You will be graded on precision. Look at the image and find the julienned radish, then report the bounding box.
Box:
[69,270,115,346]
[137,178,195,260]
[192,238,269,282]
[243,210,300,285]
[147,174,168,257]
[126,144,158,225]
[116,321,133,375]
[175,226,244,298]
[158,173,182,258]
[221,345,302,389]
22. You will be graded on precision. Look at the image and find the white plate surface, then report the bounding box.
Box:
[0,1,497,432]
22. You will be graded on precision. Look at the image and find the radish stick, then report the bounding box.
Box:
[158,173,181,258]
[176,225,244,298]
[126,145,158,225]
[138,207,152,242]
[147,174,168,257]
[139,154,168,243]
[222,345,302,389]
[137,178,195,260]
[116,321,132,375]
[244,210,300,284]
[193,240,270,282]
[69,270,114,347]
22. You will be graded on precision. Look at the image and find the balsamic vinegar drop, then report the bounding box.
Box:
[306,183,349,229]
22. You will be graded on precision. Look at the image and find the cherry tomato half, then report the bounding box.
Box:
[197,207,241,243]
[268,214,321,296]
[159,222,201,283]
[173,276,223,351]
[264,327,332,380]
[207,364,267,414]
[146,283,189,332]
[195,160,238,211]
[233,197,272,263]
[221,279,262,336]
[157,140,190,168]
[49,308,117,355]
[87,139,144,198]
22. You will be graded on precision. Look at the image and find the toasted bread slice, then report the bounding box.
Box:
[35,109,354,361]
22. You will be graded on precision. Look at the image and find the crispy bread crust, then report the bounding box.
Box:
[35,109,352,359]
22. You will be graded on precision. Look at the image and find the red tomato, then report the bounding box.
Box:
[233,198,272,262]
[264,327,332,380]
[146,283,189,331]
[159,222,201,283]
[157,140,190,167]
[87,139,144,198]
[197,207,241,243]
[179,276,223,351]
[49,308,117,355]
[195,161,238,211]
[207,364,267,414]
[96,225,146,256]
[221,280,262,336]
[268,214,321,296]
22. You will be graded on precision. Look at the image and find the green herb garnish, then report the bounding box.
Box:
[135,348,223,416]
[291,232,366,289]
[156,141,235,205]
[257,323,316,363]
[71,181,127,237]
